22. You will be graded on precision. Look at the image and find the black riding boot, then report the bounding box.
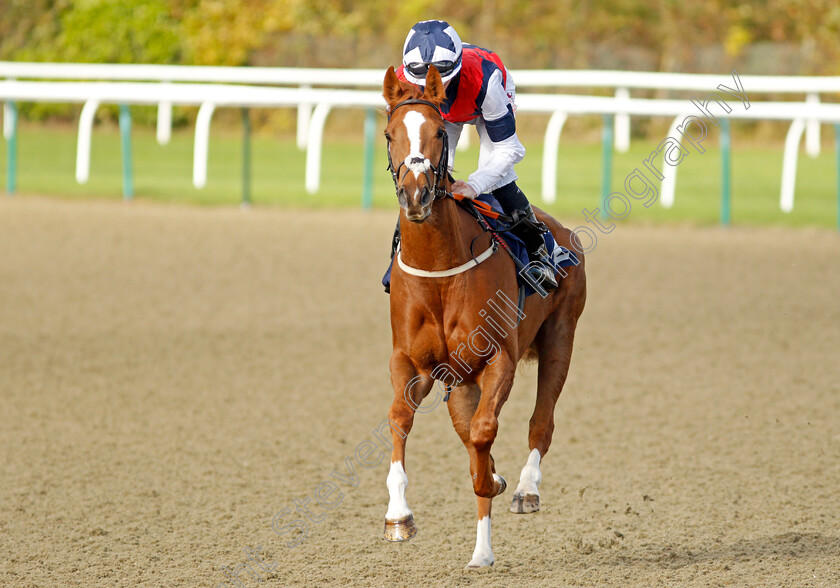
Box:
[492,182,558,292]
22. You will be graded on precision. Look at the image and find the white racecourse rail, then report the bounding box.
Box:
[2,61,839,153]
[2,63,840,214]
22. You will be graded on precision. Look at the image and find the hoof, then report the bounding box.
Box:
[509,492,540,514]
[384,514,417,542]
[465,557,494,569]
[494,473,507,497]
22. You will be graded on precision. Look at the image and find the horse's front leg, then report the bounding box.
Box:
[471,354,514,499]
[446,384,500,568]
[462,354,514,567]
[383,351,433,542]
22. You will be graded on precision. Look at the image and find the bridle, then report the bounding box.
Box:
[386,98,451,200]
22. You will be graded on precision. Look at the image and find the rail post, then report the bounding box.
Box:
[614,87,630,152]
[600,114,614,220]
[157,81,172,145]
[305,103,331,194]
[297,85,312,150]
[541,111,567,204]
[119,104,134,200]
[241,108,251,207]
[780,118,806,213]
[362,107,375,210]
[4,101,17,194]
[720,118,731,226]
[806,93,820,158]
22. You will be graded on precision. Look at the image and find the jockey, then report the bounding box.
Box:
[390,19,557,292]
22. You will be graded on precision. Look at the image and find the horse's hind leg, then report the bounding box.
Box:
[383,352,434,541]
[446,384,501,568]
[511,311,580,514]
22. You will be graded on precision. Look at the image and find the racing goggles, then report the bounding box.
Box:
[405,58,460,79]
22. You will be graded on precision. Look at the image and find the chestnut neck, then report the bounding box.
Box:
[399,191,479,273]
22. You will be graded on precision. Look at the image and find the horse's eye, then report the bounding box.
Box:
[437,128,446,138]
[384,132,391,141]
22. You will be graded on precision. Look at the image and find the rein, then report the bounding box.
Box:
[451,193,514,224]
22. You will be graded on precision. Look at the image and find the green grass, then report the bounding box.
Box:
[1,123,838,229]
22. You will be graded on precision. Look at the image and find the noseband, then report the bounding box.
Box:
[386,98,450,200]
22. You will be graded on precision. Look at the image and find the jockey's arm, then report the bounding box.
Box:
[464,69,526,196]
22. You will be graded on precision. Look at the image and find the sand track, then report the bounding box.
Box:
[1,197,838,587]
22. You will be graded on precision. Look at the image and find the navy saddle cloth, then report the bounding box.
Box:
[382,194,579,296]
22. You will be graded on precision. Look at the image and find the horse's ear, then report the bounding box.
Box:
[383,66,402,107]
[423,66,446,105]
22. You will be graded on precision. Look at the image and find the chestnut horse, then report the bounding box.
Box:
[382,65,586,568]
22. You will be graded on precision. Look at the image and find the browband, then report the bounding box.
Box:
[388,98,442,119]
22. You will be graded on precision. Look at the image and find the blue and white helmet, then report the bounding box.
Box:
[402,20,463,85]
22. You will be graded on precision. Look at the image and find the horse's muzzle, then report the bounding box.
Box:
[403,186,433,223]
[405,205,431,223]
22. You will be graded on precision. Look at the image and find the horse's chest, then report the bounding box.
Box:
[408,321,449,370]
[408,313,488,373]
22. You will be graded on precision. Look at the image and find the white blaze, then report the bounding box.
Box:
[402,110,431,179]
[385,461,412,520]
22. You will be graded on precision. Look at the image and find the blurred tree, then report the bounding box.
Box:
[3,0,838,126]
[11,0,182,63]
[182,0,272,66]
[0,0,67,61]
